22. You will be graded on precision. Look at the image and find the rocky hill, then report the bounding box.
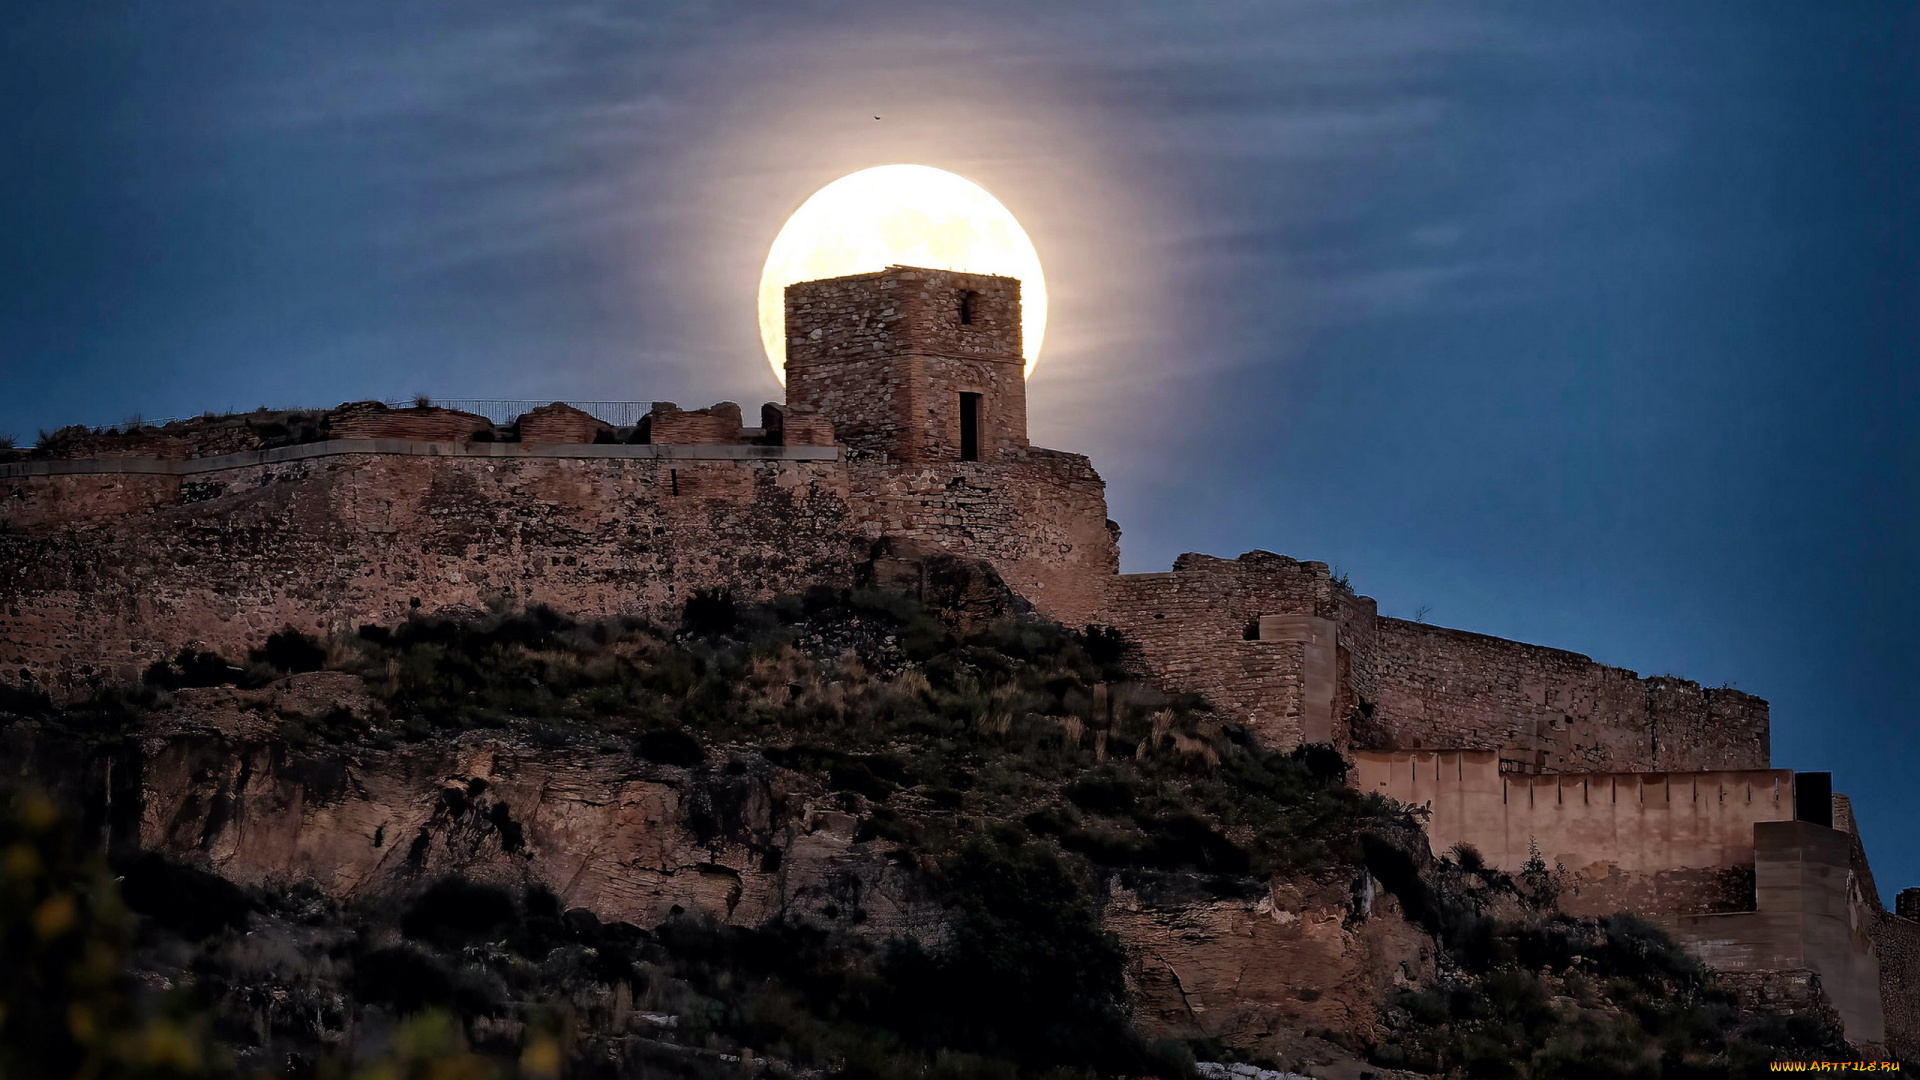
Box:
[0,574,1856,1079]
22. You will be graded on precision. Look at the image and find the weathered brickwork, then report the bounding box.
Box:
[1103,552,1345,747]
[1096,553,1768,777]
[0,438,1118,693]
[3,470,186,529]
[515,402,611,444]
[785,268,1027,462]
[1366,617,1770,773]
[645,401,751,445]
[1870,911,1920,1060]
[0,449,861,694]
[760,404,835,447]
[327,402,494,441]
[847,450,1116,628]
[1714,970,1850,1038]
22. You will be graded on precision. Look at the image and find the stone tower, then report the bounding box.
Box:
[783,265,1029,463]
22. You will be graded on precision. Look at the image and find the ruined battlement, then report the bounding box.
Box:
[4,397,837,466]
[1103,549,1768,774]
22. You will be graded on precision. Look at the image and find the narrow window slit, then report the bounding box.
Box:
[959,392,981,461]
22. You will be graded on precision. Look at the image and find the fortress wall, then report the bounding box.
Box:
[1831,796,1919,1058]
[1367,618,1769,772]
[1,447,860,696]
[1870,912,1920,1060]
[1103,552,1341,747]
[1335,590,1380,746]
[3,470,188,527]
[1665,821,1886,1048]
[1355,750,1794,916]
[845,448,1115,627]
[1643,674,1773,774]
[1,439,1118,693]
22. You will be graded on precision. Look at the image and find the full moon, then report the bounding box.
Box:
[758,164,1047,383]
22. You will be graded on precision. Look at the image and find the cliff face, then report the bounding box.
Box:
[127,722,938,941]
[1111,879,1436,1059]
[65,707,1423,1064]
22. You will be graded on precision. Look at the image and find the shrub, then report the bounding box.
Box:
[115,852,253,940]
[882,833,1140,1072]
[0,681,52,718]
[1450,841,1487,873]
[682,588,739,638]
[401,878,519,949]
[637,726,706,767]
[142,648,249,690]
[250,627,327,674]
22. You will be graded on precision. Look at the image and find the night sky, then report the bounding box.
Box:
[4,3,1915,896]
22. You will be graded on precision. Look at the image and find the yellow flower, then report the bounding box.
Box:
[131,1021,204,1071]
[33,892,77,938]
[3,843,41,882]
[520,1036,562,1079]
[19,796,60,832]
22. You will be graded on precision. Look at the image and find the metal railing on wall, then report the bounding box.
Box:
[31,399,659,444]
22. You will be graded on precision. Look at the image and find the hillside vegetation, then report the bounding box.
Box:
[0,582,1855,1079]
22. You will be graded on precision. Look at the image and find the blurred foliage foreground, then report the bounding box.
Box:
[0,586,1864,1079]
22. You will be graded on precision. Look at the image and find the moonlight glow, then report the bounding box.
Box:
[758,165,1047,383]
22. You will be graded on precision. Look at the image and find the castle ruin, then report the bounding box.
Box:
[1,265,1913,1053]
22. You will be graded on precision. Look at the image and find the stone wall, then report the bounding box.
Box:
[1366,618,1769,773]
[760,404,835,448]
[1664,820,1885,1049]
[1870,911,1920,1060]
[0,436,1119,693]
[0,446,857,694]
[1355,750,1794,916]
[1714,970,1849,1037]
[1102,552,1347,748]
[846,449,1117,628]
[1098,556,1766,771]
